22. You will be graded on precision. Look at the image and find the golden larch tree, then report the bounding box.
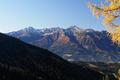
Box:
[88,0,120,45]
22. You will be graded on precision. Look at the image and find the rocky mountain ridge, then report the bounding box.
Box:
[8,26,120,62]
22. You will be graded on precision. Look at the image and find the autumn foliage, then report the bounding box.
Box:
[88,0,120,45]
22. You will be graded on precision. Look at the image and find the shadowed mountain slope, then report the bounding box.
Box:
[0,33,105,80]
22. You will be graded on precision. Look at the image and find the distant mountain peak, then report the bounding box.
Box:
[69,26,81,30]
[20,26,37,33]
[84,29,95,32]
[26,26,34,29]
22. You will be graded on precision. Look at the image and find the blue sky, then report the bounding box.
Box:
[0,0,105,32]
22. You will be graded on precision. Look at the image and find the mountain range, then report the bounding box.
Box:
[0,32,106,80]
[8,26,120,62]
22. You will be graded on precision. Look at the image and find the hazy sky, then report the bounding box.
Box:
[0,0,105,33]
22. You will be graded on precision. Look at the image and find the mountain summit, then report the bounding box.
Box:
[8,26,120,62]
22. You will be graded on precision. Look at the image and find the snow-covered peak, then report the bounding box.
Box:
[40,27,63,35]
[21,27,37,33]
[66,26,84,33]
[8,26,95,37]
[69,26,81,29]
[84,29,95,32]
